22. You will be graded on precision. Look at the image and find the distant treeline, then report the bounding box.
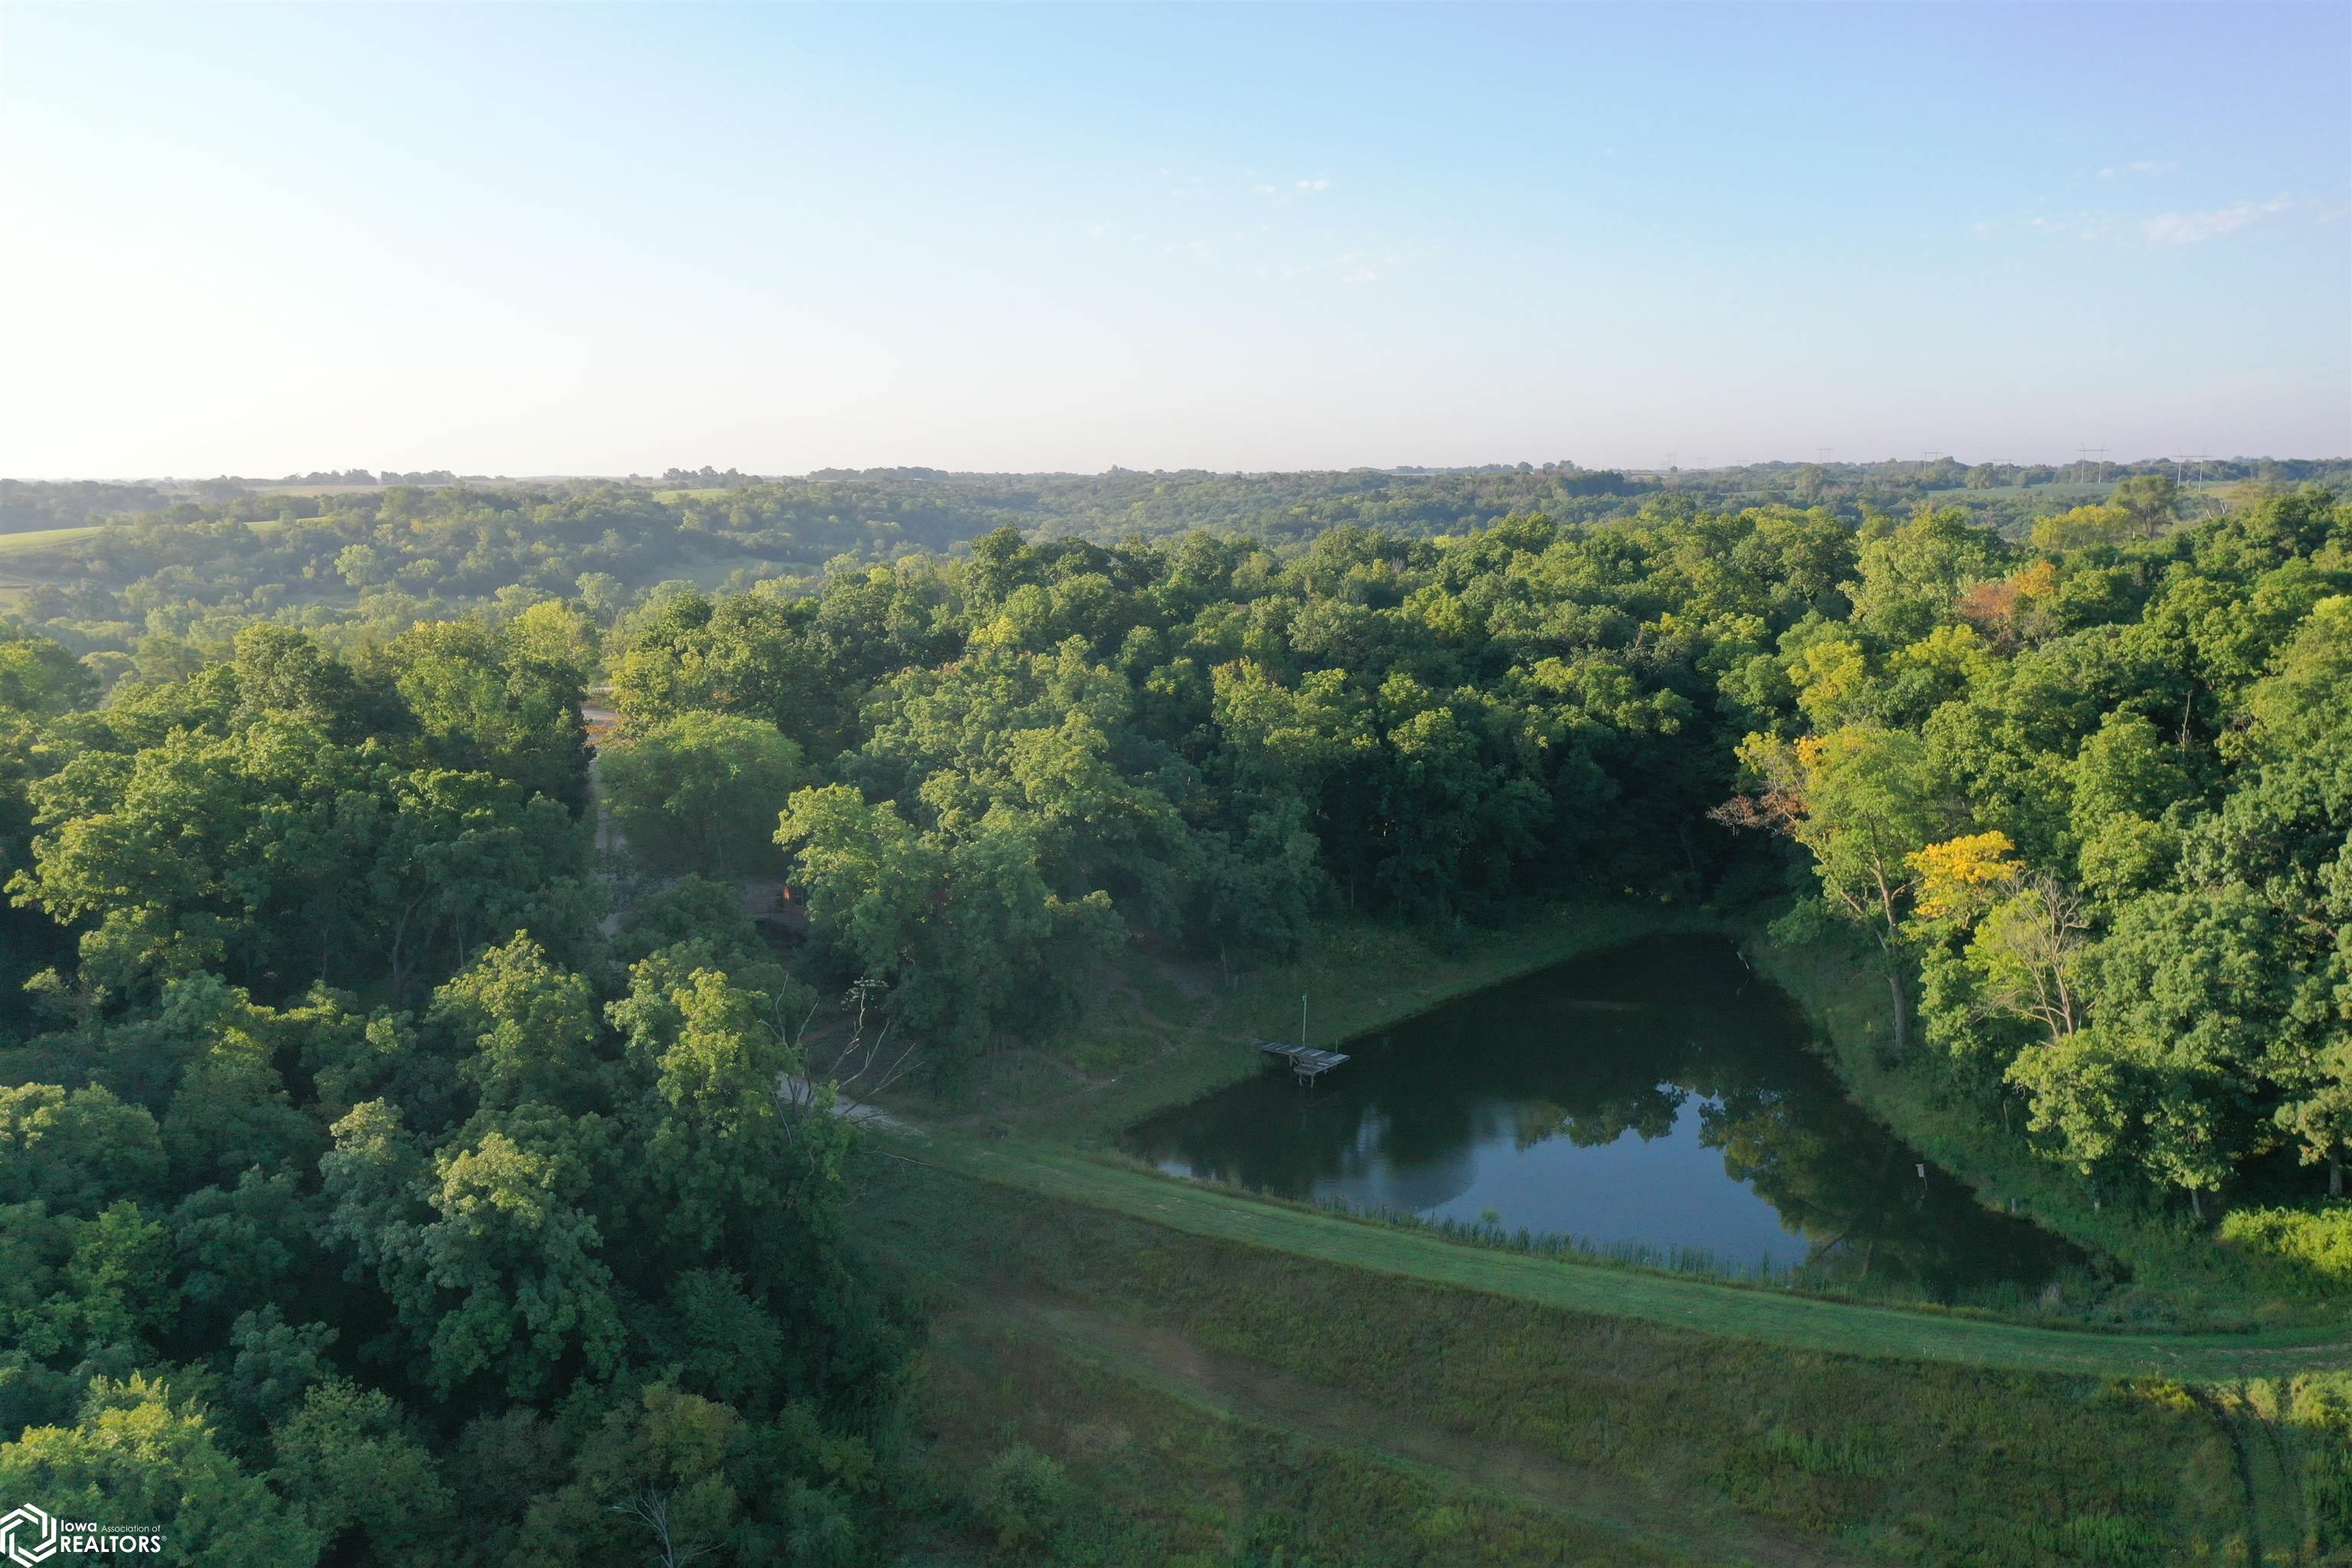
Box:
[276,469,461,487]
[3,468,2347,688]
[8,456,2346,536]
[0,479,183,534]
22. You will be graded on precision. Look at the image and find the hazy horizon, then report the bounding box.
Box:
[8,449,2350,488]
[4,2,2347,476]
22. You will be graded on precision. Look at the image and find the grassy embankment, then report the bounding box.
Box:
[875,1133,2346,1382]
[860,1148,2349,1566]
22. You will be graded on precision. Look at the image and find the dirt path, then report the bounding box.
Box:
[974,1292,1869,1568]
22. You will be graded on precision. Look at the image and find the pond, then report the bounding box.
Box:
[1125,933,2088,1297]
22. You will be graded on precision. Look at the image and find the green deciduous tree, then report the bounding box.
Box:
[430,932,606,1114]
[171,1171,312,1340]
[2109,472,2180,539]
[378,618,591,815]
[608,951,834,1263]
[777,786,1123,1069]
[0,1084,165,1216]
[270,1378,455,1562]
[601,710,803,880]
[400,1103,626,1399]
[0,629,99,719]
[1725,727,1949,1049]
[0,1374,322,1567]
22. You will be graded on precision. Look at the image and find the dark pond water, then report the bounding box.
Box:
[1126,933,2086,1295]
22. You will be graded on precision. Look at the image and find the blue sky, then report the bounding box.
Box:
[2,2,2345,476]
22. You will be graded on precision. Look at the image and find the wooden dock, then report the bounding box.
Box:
[1259,1042,1351,1082]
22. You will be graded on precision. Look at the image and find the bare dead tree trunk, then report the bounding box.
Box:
[606,1489,717,1568]
[387,893,426,998]
[794,976,921,1113]
[1868,926,1910,1056]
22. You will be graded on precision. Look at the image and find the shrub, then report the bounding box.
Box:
[973,1443,1072,1552]
[2217,1204,2352,1293]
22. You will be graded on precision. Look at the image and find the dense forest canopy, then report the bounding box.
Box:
[0,601,910,1563]
[1,465,2349,1561]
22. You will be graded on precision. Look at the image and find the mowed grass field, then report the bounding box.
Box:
[857,1149,2336,1566]
[0,525,103,606]
[0,524,103,557]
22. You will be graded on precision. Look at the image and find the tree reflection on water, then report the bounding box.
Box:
[1125,933,2087,1297]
